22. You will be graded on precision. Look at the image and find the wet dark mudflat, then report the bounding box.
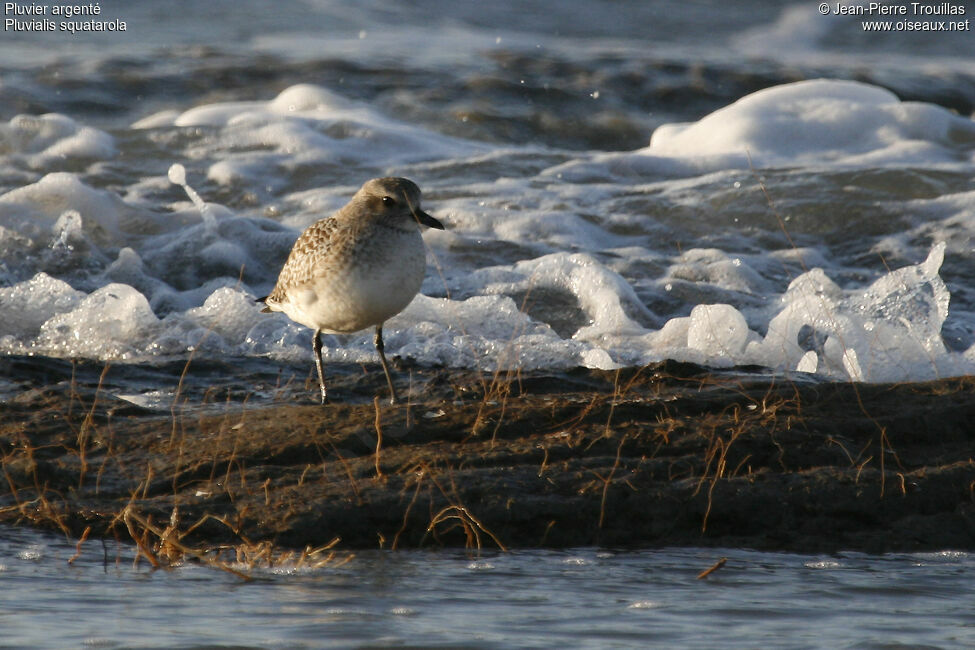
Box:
[1,356,974,556]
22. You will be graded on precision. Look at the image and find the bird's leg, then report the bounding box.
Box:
[374,324,399,405]
[313,328,328,405]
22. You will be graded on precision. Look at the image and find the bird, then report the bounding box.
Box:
[258,177,443,405]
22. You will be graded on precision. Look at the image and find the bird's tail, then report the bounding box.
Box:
[256,295,273,314]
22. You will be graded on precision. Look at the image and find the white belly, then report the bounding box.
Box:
[278,229,426,334]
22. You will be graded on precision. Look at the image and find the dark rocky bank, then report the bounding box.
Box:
[1,357,974,555]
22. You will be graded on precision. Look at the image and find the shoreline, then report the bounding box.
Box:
[1,359,974,557]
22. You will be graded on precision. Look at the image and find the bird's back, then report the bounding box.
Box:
[264,216,348,309]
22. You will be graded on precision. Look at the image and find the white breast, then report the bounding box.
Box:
[278,227,427,334]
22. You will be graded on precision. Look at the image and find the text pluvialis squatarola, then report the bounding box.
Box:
[259,177,443,405]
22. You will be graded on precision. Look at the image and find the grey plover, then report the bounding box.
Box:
[259,177,443,404]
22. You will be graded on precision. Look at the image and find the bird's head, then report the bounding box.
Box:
[353,177,444,231]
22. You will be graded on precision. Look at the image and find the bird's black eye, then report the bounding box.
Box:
[381,196,396,207]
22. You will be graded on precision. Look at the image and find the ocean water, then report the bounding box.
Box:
[1,0,975,390]
[1,525,973,649]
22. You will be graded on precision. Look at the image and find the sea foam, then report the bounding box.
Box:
[0,79,973,382]
[549,79,975,181]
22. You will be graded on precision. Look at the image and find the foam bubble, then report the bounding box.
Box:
[0,113,115,165]
[511,253,657,340]
[51,210,84,250]
[394,294,590,370]
[167,163,187,186]
[0,272,85,341]
[36,283,160,360]
[142,83,486,187]
[796,350,818,374]
[547,79,975,181]
[0,172,131,240]
[733,5,836,57]
[647,79,975,167]
[687,304,753,362]
[185,287,268,343]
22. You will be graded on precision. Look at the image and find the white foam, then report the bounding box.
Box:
[168,164,217,231]
[733,5,839,59]
[36,283,160,360]
[0,273,85,342]
[394,294,591,370]
[135,83,487,188]
[547,79,975,181]
[0,172,130,239]
[1,80,973,384]
[731,3,973,74]
[649,79,975,168]
[686,304,754,363]
[0,113,115,166]
[796,350,818,374]
[51,210,84,251]
[659,243,952,382]
[665,249,769,295]
[185,287,268,344]
[514,253,655,337]
[167,164,187,186]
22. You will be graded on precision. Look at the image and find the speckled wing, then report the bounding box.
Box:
[262,217,351,311]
